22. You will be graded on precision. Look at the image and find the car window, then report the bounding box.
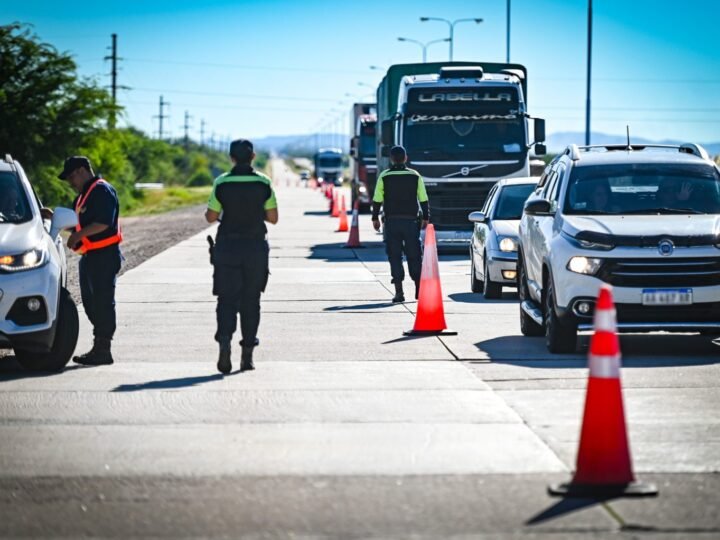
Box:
[542,170,558,200]
[0,171,33,224]
[493,184,537,220]
[550,164,566,202]
[482,185,498,215]
[564,163,720,215]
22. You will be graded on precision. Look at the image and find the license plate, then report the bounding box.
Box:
[642,288,693,306]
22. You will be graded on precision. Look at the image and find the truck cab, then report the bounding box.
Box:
[349,106,377,212]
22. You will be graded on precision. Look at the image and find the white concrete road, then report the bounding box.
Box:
[0,159,718,538]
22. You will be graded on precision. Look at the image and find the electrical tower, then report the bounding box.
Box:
[182,110,193,149]
[104,33,121,128]
[200,119,206,147]
[154,95,170,140]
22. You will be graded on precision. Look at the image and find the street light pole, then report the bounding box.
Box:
[420,17,482,61]
[506,0,511,63]
[398,37,453,62]
[585,0,593,146]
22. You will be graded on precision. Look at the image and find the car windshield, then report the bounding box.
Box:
[564,163,720,215]
[493,184,536,220]
[0,171,33,224]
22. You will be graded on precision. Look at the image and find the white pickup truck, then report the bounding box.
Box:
[517,143,720,353]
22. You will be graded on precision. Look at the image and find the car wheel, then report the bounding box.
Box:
[15,289,79,372]
[483,257,502,299]
[470,250,482,293]
[518,258,543,336]
[544,279,577,353]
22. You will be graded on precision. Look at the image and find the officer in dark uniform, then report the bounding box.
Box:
[372,145,429,303]
[58,156,122,366]
[205,139,278,374]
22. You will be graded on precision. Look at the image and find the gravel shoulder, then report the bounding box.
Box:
[65,203,210,302]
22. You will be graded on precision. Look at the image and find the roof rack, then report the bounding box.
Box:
[562,143,710,161]
[3,154,12,163]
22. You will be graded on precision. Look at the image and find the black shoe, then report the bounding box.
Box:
[240,346,255,372]
[74,349,114,366]
[217,342,232,374]
[392,282,405,303]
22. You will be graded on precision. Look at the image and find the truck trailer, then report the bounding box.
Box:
[375,62,546,248]
[349,103,377,212]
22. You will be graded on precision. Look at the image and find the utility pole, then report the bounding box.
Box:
[200,119,206,147]
[585,0,593,145]
[154,95,170,140]
[105,33,118,128]
[182,110,193,149]
[506,0,511,63]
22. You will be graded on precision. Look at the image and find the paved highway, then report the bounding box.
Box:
[0,159,718,538]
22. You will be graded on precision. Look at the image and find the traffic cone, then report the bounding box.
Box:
[549,285,658,498]
[336,195,349,232]
[403,224,457,336]
[344,200,364,248]
[331,190,340,218]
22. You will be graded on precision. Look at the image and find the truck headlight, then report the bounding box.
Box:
[567,256,603,275]
[359,185,367,193]
[0,247,48,273]
[498,237,518,252]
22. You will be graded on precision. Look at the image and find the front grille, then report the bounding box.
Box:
[599,258,720,287]
[616,302,720,323]
[428,186,494,231]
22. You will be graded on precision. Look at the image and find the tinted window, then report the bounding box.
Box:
[0,171,32,223]
[493,184,537,220]
[564,163,720,215]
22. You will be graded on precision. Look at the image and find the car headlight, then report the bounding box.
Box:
[0,247,48,273]
[567,256,603,275]
[498,237,518,252]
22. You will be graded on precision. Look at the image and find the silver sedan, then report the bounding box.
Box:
[468,177,539,298]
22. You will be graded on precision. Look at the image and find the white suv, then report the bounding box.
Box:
[0,155,79,371]
[518,143,720,353]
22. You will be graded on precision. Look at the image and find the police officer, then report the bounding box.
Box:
[372,145,429,303]
[58,156,122,366]
[205,139,278,374]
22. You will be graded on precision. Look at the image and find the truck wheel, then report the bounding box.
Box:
[483,258,502,299]
[518,259,543,336]
[15,289,79,372]
[470,250,482,293]
[544,280,577,354]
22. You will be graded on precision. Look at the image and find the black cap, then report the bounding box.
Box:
[229,139,254,161]
[390,145,407,159]
[58,156,91,180]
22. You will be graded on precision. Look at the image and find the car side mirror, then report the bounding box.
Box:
[534,118,546,143]
[50,207,78,239]
[534,143,547,156]
[524,199,554,216]
[468,211,487,223]
[380,145,390,157]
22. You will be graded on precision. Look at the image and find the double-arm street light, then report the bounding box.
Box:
[419,17,483,61]
[397,37,451,63]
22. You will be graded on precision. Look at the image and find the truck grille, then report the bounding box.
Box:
[598,258,720,288]
[428,186,494,231]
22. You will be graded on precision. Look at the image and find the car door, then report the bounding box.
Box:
[537,163,566,282]
[474,185,498,274]
[527,169,558,289]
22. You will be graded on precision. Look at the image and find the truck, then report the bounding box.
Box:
[313,148,344,187]
[349,103,378,212]
[375,62,546,249]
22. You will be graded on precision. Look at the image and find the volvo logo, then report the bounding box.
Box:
[658,239,674,256]
[461,167,470,176]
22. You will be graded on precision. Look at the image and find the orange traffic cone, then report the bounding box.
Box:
[403,224,457,336]
[336,195,349,232]
[331,190,340,218]
[344,200,364,248]
[549,285,658,498]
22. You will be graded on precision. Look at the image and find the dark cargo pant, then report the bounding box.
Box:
[383,217,422,284]
[212,238,269,347]
[79,246,122,341]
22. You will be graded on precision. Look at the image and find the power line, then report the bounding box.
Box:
[125,100,327,113]
[123,57,370,75]
[125,87,337,103]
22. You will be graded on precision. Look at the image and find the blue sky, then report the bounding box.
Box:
[6,0,720,144]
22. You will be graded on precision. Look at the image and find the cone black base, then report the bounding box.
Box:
[548,481,659,498]
[403,329,458,336]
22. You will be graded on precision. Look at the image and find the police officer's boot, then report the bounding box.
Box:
[74,338,113,366]
[217,338,232,375]
[240,346,255,372]
[392,281,405,303]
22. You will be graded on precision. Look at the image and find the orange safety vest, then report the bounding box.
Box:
[73,178,123,254]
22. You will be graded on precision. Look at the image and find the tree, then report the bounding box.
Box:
[0,23,118,203]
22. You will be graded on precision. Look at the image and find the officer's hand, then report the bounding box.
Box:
[421,220,429,230]
[67,231,82,250]
[372,218,381,232]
